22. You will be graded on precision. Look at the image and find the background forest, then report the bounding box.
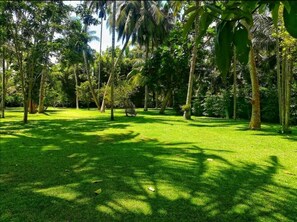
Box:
[1,0,297,132]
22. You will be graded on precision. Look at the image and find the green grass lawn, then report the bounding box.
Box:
[0,108,296,222]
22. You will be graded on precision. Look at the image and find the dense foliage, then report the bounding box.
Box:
[1,0,297,131]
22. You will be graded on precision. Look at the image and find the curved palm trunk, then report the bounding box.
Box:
[184,1,199,120]
[248,34,261,130]
[100,36,130,112]
[83,50,100,109]
[159,90,171,114]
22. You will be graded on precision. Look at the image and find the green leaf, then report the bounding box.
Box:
[183,10,199,38]
[196,10,213,45]
[233,24,250,65]
[205,4,223,15]
[283,1,297,38]
[184,5,199,15]
[282,0,291,13]
[215,21,234,78]
[271,3,280,27]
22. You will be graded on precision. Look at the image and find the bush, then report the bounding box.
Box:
[202,90,230,118]
[192,97,203,116]
[260,86,279,123]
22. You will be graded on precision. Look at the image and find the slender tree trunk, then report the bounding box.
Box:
[83,50,100,109]
[28,78,34,114]
[74,65,79,109]
[12,12,28,123]
[281,52,286,132]
[110,1,116,121]
[233,48,237,120]
[100,37,130,112]
[144,85,148,111]
[22,63,28,123]
[155,90,158,108]
[144,45,149,112]
[276,27,282,124]
[246,27,261,130]
[98,17,103,104]
[28,58,35,114]
[38,68,46,113]
[248,46,261,129]
[184,1,199,120]
[1,47,6,118]
[284,57,291,132]
[159,90,171,114]
[281,51,292,133]
[18,53,28,123]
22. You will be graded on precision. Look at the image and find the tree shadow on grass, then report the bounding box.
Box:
[1,117,296,221]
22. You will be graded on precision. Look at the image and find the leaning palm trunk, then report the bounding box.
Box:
[241,21,261,129]
[159,90,171,114]
[1,47,6,118]
[247,35,261,130]
[184,1,199,120]
[100,37,130,112]
[83,50,100,109]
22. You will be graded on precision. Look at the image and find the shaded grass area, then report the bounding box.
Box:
[0,108,297,222]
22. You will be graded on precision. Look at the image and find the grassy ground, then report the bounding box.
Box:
[0,108,296,222]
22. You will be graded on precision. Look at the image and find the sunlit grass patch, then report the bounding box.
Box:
[0,108,296,221]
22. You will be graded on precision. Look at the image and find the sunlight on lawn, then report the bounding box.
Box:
[1,108,296,222]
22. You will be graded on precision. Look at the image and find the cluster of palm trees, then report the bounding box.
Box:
[1,1,297,133]
[84,1,172,119]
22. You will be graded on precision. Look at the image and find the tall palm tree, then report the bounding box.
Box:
[62,19,99,109]
[114,0,170,112]
[184,0,200,120]
[85,1,107,108]
[110,1,116,120]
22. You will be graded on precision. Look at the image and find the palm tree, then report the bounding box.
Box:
[184,0,200,120]
[85,0,107,109]
[114,0,170,112]
[62,19,99,109]
[110,1,116,120]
